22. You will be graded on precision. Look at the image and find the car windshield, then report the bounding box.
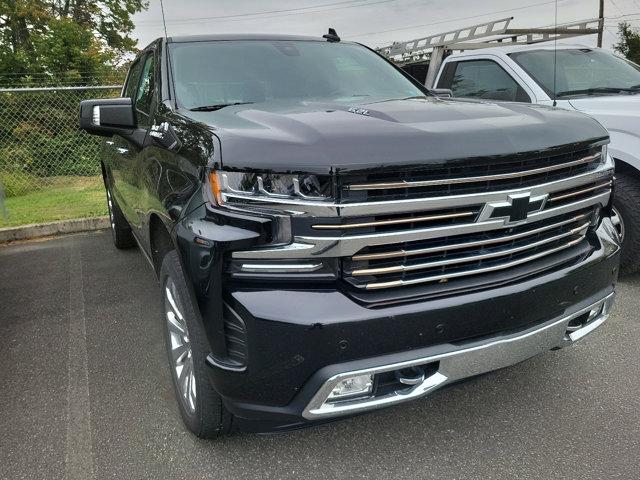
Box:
[168,40,424,109]
[510,48,640,98]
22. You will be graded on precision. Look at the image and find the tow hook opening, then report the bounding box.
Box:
[374,362,440,398]
[564,294,615,343]
[565,308,601,334]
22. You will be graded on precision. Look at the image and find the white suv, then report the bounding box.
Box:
[435,44,640,272]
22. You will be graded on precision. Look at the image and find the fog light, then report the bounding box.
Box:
[327,374,373,402]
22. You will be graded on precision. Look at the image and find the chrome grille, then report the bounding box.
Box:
[232,143,613,296]
[343,210,594,290]
[341,147,604,202]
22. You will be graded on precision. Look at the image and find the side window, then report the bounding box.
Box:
[136,53,156,116]
[446,60,530,102]
[436,62,457,90]
[123,59,143,100]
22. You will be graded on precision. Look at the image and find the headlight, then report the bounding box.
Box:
[209,170,332,206]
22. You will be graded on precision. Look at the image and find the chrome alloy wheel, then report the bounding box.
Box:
[611,206,625,241]
[164,278,197,413]
[106,189,115,231]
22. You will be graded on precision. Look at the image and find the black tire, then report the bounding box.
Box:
[160,250,234,438]
[613,170,640,275]
[104,182,135,249]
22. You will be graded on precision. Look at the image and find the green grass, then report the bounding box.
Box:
[0,176,107,228]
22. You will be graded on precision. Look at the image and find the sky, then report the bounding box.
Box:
[131,0,640,52]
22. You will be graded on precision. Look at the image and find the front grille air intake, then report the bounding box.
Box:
[343,210,593,290]
[232,142,613,299]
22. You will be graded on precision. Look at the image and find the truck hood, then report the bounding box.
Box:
[184,97,608,174]
[569,95,640,138]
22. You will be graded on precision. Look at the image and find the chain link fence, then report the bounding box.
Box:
[0,85,121,226]
[0,84,120,228]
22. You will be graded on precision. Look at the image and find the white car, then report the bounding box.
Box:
[434,44,640,272]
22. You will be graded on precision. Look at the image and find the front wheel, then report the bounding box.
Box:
[613,170,640,274]
[160,250,234,438]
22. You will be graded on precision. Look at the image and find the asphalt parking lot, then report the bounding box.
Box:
[1,230,639,480]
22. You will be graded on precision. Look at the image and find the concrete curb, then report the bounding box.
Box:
[0,217,110,243]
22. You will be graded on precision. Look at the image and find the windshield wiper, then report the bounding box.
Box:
[368,95,428,104]
[189,102,253,111]
[556,87,637,97]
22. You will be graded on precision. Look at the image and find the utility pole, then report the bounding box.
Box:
[597,0,604,47]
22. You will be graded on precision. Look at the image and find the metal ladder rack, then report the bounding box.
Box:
[377,18,601,87]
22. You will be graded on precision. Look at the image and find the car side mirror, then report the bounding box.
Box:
[430,88,453,98]
[79,98,136,137]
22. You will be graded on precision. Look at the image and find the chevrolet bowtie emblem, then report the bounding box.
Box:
[478,192,548,225]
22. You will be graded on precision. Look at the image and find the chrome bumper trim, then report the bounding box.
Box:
[302,293,615,420]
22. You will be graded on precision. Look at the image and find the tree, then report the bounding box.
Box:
[0,0,147,85]
[614,22,640,65]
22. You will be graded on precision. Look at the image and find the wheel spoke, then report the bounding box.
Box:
[179,360,191,399]
[171,342,188,364]
[166,310,186,335]
[187,368,197,411]
[611,207,625,240]
[164,276,196,413]
[165,285,184,321]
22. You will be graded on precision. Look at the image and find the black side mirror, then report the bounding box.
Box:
[79,98,136,137]
[429,88,453,98]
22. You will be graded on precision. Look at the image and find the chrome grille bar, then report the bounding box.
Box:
[233,191,610,259]
[311,211,476,230]
[347,153,602,191]
[547,180,612,203]
[351,212,592,261]
[364,236,585,290]
[350,222,589,276]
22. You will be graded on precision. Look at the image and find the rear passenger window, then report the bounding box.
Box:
[446,60,530,103]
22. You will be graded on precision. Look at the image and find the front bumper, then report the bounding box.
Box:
[198,218,619,432]
[303,293,614,419]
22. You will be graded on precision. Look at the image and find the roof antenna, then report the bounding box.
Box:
[323,28,340,42]
[552,0,558,107]
[160,0,168,39]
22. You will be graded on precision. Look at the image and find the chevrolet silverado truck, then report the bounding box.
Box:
[433,44,640,272]
[79,33,620,438]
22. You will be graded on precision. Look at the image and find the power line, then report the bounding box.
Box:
[606,12,640,19]
[606,0,625,15]
[351,0,560,38]
[136,0,395,25]
[606,17,640,24]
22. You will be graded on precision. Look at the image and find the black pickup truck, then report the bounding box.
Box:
[79,33,620,438]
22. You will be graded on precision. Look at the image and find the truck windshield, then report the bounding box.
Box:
[168,40,424,109]
[510,48,640,98]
